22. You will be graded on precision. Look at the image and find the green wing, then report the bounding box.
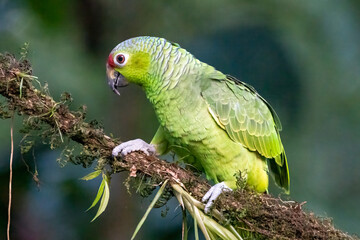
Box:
[202,75,290,192]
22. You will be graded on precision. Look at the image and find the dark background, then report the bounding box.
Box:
[1,0,360,239]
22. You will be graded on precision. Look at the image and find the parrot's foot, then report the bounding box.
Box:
[202,182,232,213]
[112,139,156,157]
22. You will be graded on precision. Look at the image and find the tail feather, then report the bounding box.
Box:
[269,152,290,194]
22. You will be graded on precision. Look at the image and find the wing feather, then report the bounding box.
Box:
[203,77,282,158]
[202,75,290,192]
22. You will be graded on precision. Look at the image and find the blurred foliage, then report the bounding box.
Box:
[0,0,360,239]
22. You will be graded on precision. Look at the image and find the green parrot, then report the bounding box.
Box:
[107,36,290,212]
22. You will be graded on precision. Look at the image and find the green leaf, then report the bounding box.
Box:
[87,178,105,212]
[91,174,110,222]
[228,225,243,240]
[193,205,211,240]
[171,183,242,240]
[131,179,169,240]
[194,217,199,240]
[81,170,102,181]
[182,209,188,240]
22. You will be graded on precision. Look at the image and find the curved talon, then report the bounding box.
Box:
[202,182,232,213]
[112,139,156,157]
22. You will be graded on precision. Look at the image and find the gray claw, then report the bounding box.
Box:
[202,182,232,213]
[112,139,156,157]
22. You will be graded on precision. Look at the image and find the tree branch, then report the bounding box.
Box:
[0,53,357,240]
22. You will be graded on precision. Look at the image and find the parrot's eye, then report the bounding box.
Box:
[113,53,128,67]
[117,54,125,64]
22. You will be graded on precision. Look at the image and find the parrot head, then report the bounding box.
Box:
[106,37,163,95]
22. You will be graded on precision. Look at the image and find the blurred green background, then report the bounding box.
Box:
[1,0,360,239]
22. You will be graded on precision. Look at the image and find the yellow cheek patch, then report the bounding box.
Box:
[119,52,150,85]
[132,52,150,70]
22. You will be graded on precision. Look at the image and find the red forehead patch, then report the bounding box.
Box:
[107,54,115,68]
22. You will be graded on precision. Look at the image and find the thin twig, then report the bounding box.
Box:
[7,116,14,240]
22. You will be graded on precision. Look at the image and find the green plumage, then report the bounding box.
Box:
[110,36,290,193]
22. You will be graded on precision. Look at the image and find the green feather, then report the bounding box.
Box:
[111,36,290,193]
[202,74,289,191]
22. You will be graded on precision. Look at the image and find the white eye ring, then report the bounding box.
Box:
[114,53,129,67]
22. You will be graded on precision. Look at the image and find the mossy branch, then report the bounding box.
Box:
[0,53,357,240]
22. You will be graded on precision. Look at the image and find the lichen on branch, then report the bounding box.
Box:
[0,53,356,240]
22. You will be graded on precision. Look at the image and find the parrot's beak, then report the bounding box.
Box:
[106,64,128,96]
